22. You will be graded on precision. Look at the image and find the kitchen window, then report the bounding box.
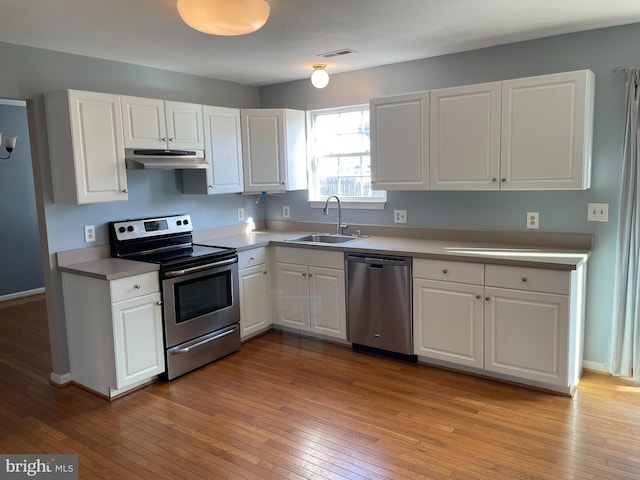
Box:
[308,105,386,209]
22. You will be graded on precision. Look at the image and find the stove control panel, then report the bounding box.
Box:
[111,214,193,241]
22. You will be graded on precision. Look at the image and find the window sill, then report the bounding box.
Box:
[309,200,386,210]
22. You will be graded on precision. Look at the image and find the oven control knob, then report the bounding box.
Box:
[127,226,134,232]
[177,220,182,225]
[184,219,189,225]
[118,226,126,233]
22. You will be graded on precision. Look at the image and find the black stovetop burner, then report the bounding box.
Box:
[109,214,236,271]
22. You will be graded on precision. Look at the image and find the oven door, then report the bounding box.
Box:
[162,257,239,348]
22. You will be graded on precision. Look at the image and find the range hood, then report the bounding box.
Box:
[125,148,208,170]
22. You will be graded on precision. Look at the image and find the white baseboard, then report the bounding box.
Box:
[50,372,72,385]
[0,287,45,302]
[583,360,606,372]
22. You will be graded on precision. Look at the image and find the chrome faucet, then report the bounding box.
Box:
[323,195,347,235]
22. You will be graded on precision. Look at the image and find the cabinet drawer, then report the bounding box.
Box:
[414,258,484,285]
[485,264,570,295]
[238,247,266,269]
[110,272,159,303]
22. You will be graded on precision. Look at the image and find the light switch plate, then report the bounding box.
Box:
[587,203,609,222]
[237,208,245,222]
[283,205,290,218]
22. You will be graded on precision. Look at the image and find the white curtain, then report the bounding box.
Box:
[610,68,640,378]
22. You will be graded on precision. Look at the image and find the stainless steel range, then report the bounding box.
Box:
[109,214,240,380]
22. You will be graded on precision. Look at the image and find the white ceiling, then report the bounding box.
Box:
[1,0,639,86]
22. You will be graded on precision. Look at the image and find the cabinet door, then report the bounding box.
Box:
[309,266,346,340]
[112,292,165,389]
[182,106,244,194]
[414,279,484,368]
[121,96,167,149]
[500,70,594,190]
[239,264,270,339]
[65,90,128,204]
[275,263,310,330]
[241,109,286,192]
[430,82,501,190]
[370,92,429,190]
[484,287,569,386]
[164,101,204,150]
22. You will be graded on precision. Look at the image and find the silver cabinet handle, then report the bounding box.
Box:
[485,296,490,301]
[169,138,174,142]
[134,284,141,290]
[492,177,497,182]
[263,271,268,275]
[161,137,168,141]
[122,189,128,193]
[501,178,506,182]
[476,294,481,300]
[442,269,448,274]
[157,301,163,305]
[250,256,255,261]
[308,273,313,277]
[208,185,214,188]
[522,277,528,282]
[302,273,307,277]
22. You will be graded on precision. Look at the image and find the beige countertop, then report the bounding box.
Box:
[58,228,590,279]
[198,230,590,270]
[58,257,159,280]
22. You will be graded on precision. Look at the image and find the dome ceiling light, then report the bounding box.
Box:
[311,64,330,89]
[176,0,271,36]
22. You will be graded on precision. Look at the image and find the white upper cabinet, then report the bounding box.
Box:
[500,70,594,190]
[371,69,594,191]
[45,89,128,204]
[121,96,204,150]
[240,108,307,193]
[370,92,429,190]
[430,82,502,190]
[181,105,244,194]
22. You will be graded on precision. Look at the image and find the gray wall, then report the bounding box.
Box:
[0,41,264,377]
[258,23,640,369]
[0,103,43,296]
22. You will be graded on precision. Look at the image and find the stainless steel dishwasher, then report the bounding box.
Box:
[346,253,415,360]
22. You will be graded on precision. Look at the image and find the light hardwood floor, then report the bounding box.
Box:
[2,293,640,479]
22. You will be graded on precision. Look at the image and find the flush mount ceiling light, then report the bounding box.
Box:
[176,0,270,36]
[311,64,330,89]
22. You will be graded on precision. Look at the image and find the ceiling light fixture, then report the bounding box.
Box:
[0,132,17,160]
[176,0,270,36]
[311,64,329,89]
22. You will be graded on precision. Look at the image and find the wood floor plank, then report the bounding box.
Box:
[3,295,640,479]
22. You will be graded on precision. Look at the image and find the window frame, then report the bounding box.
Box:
[307,104,386,210]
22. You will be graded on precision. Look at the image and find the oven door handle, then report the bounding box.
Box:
[164,257,237,277]
[170,325,238,354]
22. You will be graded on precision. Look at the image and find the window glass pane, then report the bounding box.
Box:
[310,106,385,203]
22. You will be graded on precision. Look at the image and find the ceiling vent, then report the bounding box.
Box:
[317,48,356,58]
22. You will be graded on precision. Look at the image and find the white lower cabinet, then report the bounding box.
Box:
[238,248,271,340]
[62,271,165,399]
[484,287,569,386]
[273,247,347,341]
[413,259,485,368]
[413,259,586,394]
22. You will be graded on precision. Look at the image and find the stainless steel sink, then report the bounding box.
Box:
[286,233,360,244]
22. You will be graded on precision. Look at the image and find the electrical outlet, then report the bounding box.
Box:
[237,208,245,222]
[394,210,407,224]
[84,225,96,243]
[527,212,539,229]
[587,203,609,222]
[283,205,290,219]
